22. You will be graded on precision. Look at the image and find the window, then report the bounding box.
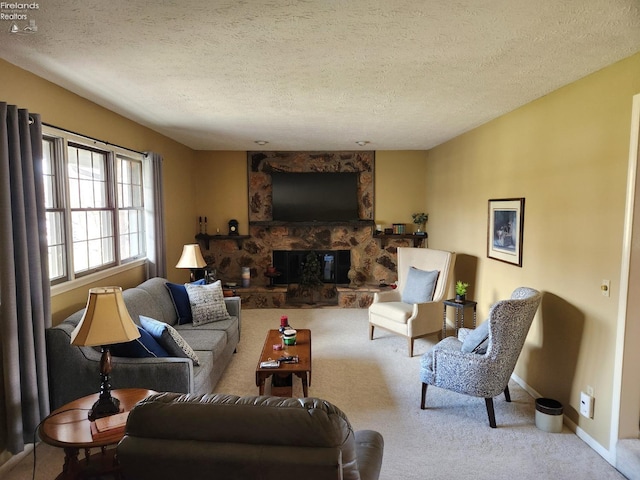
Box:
[43,127,146,284]
[42,137,66,282]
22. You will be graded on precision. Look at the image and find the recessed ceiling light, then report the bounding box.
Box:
[255,140,269,146]
[355,141,369,147]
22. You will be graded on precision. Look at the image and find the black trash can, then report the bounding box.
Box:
[535,398,563,433]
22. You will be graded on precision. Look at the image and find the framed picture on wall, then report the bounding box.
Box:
[487,198,525,267]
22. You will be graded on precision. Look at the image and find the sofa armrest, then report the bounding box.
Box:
[46,325,194,410]
[224,296,241,338]
[355,430,384,480]
[109,356,194,394]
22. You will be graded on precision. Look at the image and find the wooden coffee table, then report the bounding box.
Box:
[38,388,156,480]
[256,329,311,397]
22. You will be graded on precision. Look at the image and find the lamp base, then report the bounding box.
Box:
[88,394,121,421]
[88,345,121,421]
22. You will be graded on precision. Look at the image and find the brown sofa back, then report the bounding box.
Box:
[117,393,383,480]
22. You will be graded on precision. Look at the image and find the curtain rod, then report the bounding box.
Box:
[42,122,146,156]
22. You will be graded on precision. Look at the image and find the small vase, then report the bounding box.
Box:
[455,294,466,303]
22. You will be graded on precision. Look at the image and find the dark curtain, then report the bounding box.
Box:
[144,152,167,278]
[0,103,50,453]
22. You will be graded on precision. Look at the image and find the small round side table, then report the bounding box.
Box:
[38,388,156,480]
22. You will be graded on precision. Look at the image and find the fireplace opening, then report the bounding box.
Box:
[272,250,351,285]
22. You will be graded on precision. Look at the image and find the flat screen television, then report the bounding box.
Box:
[271,172,360,222]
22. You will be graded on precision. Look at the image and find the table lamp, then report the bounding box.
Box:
[176,243,207,281]
[70,286,140,420]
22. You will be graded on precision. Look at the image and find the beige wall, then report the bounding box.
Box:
[374,151,429,229]
[425,52,640,448]
[193,151,249,236]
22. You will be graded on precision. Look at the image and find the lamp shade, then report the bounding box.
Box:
[176,244,207,269]
[70,286,140,347]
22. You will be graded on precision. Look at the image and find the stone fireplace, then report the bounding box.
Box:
[197,151,417,308]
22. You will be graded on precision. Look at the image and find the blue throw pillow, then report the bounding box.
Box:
[110,326,170,358]
[140,315,200,365]
[401,267,439,304]
[165,279,205,324]
[461,321,490,354]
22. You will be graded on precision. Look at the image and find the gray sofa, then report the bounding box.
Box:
[46,277,241,410]
[117,392,384,480]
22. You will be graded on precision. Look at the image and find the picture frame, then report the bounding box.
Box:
[487,198,525,267]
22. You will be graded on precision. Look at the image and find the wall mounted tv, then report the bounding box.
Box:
[271,172,360,222]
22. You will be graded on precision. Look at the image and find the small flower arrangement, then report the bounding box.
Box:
[412,212,428,225]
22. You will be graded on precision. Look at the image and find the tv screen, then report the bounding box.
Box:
[271,172,359,222]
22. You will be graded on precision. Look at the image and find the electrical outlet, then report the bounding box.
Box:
[601,279,610,297]
[580,391,594,418]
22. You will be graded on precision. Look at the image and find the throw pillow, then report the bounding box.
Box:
[110,326,170,358]
[401,267,439,304]
[185,280,231,327]
[139,315,200,365]
[165,279,206,325]
[461,321,490,354]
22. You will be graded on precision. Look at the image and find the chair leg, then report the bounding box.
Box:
[504,385,511,402]
[421,383,428,409]
[369,324,374,340]
[408,338,414,357]
[485,398,497,428]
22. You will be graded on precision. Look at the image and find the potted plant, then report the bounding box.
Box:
[455,281,469,303]
[412,212,428,235]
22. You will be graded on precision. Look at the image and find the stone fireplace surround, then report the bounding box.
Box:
[199,151,415,307]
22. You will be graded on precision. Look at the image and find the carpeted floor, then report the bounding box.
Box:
[3,308,626,480]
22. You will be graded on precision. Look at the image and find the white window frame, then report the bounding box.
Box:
[43,125,147,291]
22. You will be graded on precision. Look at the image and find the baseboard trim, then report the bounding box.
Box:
[510,373,616,466]
[0,444,34,476]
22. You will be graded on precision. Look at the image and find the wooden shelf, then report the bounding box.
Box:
[195,233,250,249]
[373,233,427,248]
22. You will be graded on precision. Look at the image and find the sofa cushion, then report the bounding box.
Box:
[165,279,206,325]
[174,329,227,356]
[401,267,439,304]
[461,320,490,354]
[111,326,170,358]
[140,315,200,365]
[185,281,230,327]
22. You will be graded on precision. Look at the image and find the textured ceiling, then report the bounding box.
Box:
[1,0,639,150]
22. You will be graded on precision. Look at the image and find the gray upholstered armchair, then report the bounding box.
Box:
[419,287,542,427]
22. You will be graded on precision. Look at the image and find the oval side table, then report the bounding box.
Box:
[39,388,156,480]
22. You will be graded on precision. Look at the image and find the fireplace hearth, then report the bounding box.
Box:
[272,250,351,285]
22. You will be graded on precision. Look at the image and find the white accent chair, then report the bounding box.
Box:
[368,247,456,356]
